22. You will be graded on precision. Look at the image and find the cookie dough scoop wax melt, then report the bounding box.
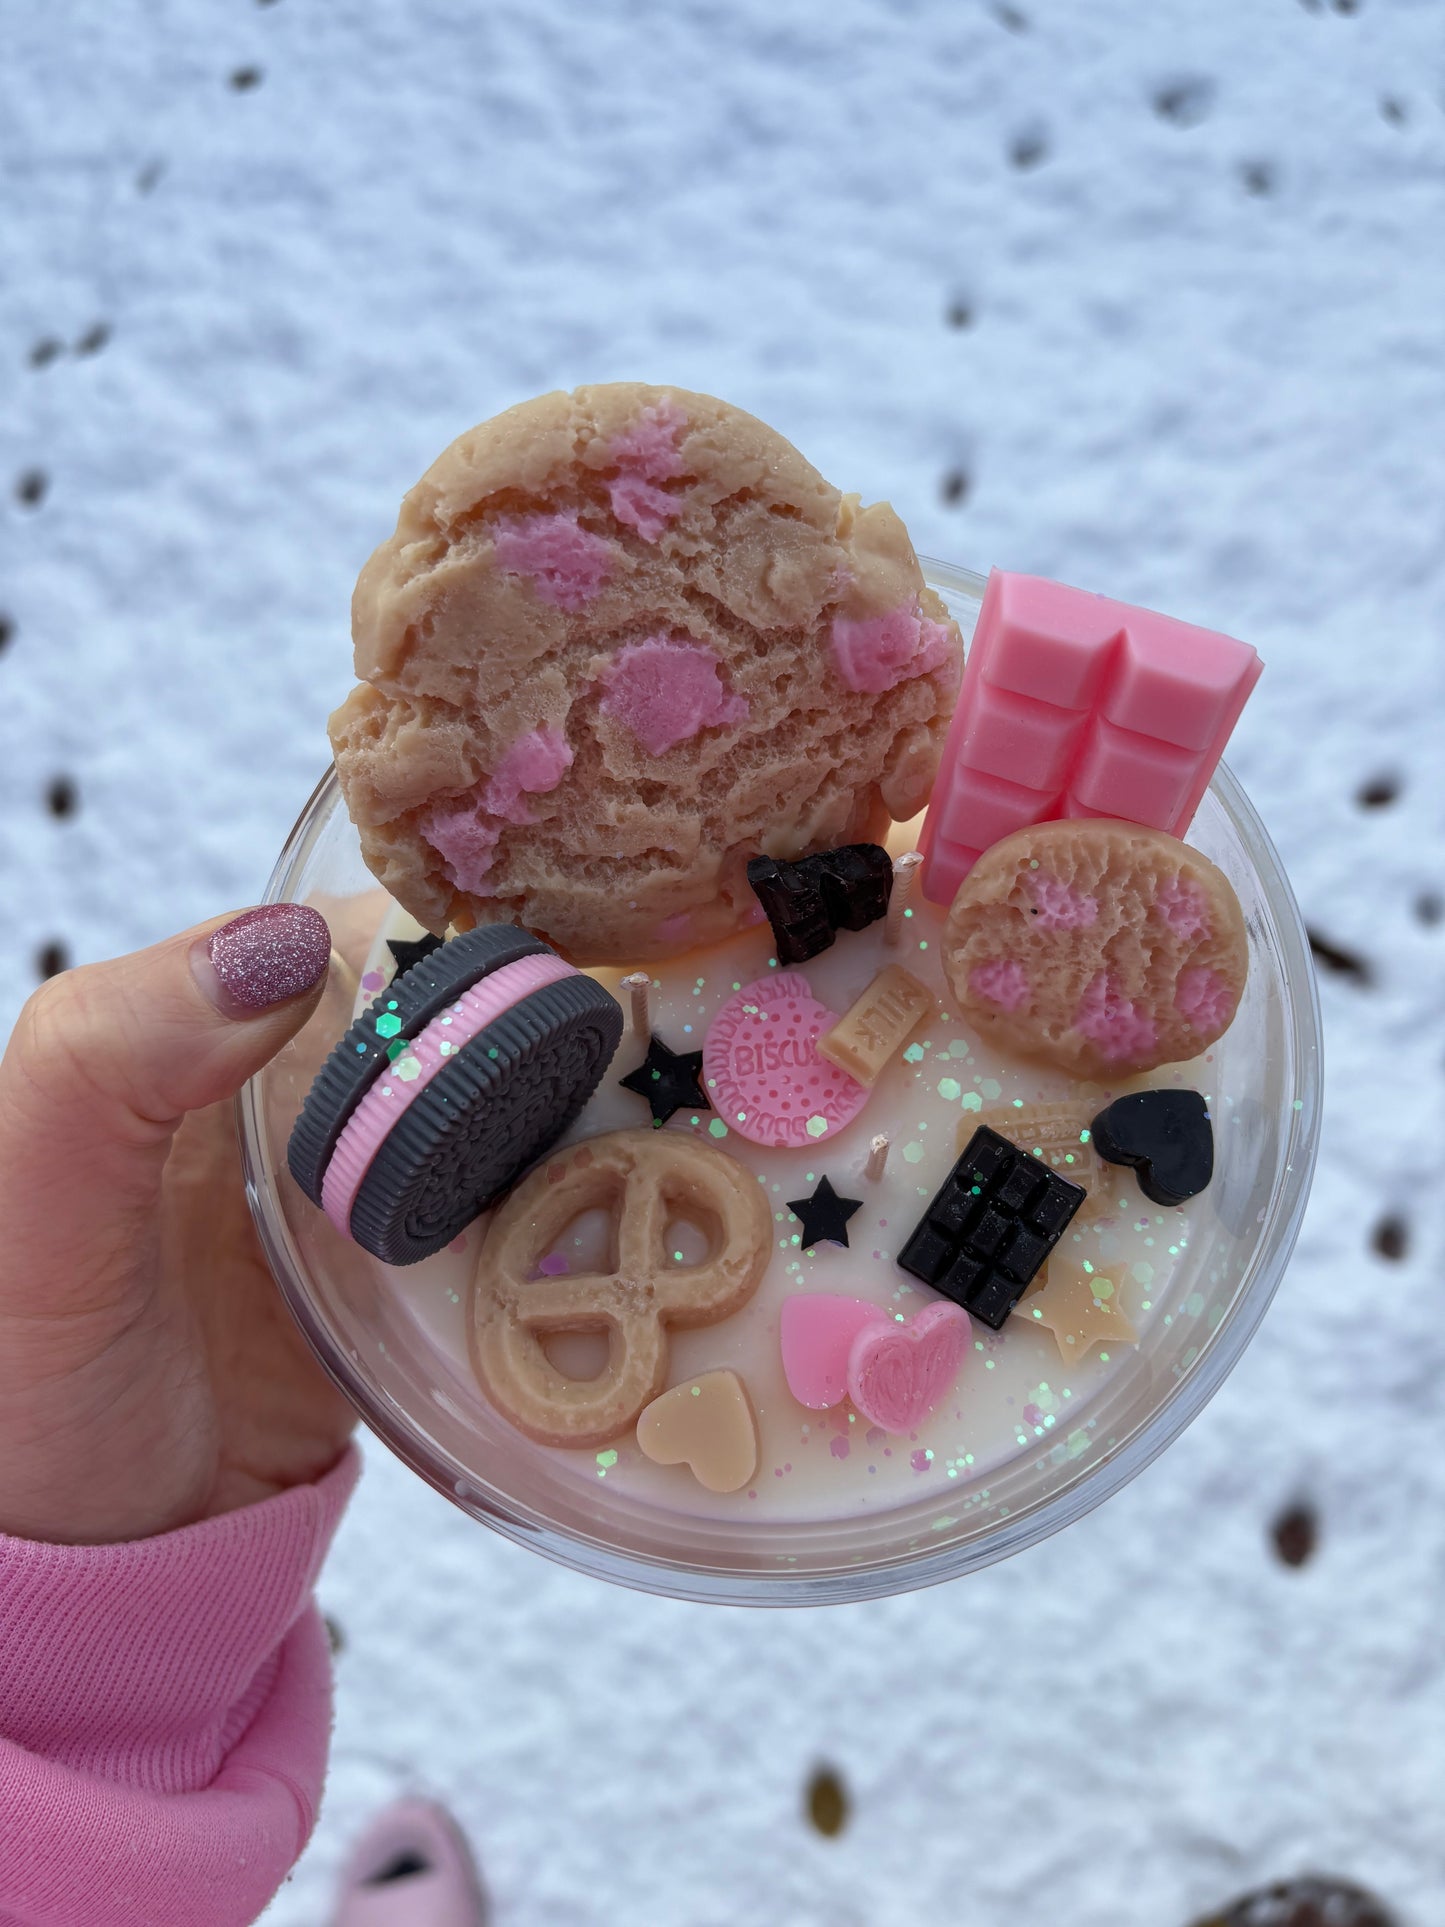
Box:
[240,387,1322,1605]
[330,383,962,969]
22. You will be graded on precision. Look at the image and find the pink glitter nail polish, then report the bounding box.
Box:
[205,904,331,1012]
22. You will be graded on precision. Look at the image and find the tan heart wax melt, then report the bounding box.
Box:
[636,1370,759,1493]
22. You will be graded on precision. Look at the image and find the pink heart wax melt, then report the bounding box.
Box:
[846,1301,972,1435]
[780,1293,889,1410]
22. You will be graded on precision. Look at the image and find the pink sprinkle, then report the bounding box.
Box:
[1175,965,1234,1031]
[910,1449,933,1473]
[1074,971,1158,1060]
[537,1253,570,1276]
[606,401,688,540]
[1023,1403,1044,1427]
[449,1235,467,1255]
[599,636,749,756]
[1028,873,1098,930]
[482,726,574,824]
[830,603,953,695]
[361,970,385,992]
[866,1426,886,1445]
[422,799,502,896]
[492,512,613,610]
[1155,875,1212,943]
[970,958,1031,1012]
[829,1435,851,1462]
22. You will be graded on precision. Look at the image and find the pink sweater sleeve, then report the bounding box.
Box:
[0,1447,360,1927]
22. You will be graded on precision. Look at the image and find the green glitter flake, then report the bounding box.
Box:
[903,1043,926,1064]
[393,1055,423,1082]
[1186,1291,1206,1317]
[960,1091,983,1112]
[902,1142,925,1163]
[708,1119,729,1139]
[691,1384,702,1396]
[595,1450,618,1476]
[374,1012,403,1039]
[673,1250,684,1263]
[805,1115,829,1138]
[939,1078,961,1102]
[948,1039,969,1058]
[979,1078,1002,1100]
[386,1038,409,1061]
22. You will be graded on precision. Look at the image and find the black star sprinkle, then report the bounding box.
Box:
[618,1037,711,1126]
[787,1175,862,1252]
[387,933,445,975]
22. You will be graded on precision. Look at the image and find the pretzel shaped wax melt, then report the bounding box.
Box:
[470,1128,771,1448]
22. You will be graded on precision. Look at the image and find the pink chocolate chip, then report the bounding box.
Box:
[780,1294,889,1410]
[1073,970,1158,1061]
[703,972,869,1150]
[1155,875,1212,943]
[847,1301,971,1435]
[1028,873,1098,930]
[599,636,748,756]
[422,802,502,896]
[481,726,574,824]
[492,513,613,610]
[606,400,688,540]
[1175,964,1234,1032]
[970,957,1031,1012]
[830,603,953,695]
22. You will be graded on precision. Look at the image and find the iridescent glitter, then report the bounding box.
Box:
[205,903,330,1012]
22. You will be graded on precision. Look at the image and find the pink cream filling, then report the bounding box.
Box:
[830,603,953,695]
[492,514,613,610]
[320,951,576,1241]
[599,637,749,755]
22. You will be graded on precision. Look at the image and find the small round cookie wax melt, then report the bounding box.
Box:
[942,819,1248,1079]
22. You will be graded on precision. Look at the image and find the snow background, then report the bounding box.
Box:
[2,0,1443,1920]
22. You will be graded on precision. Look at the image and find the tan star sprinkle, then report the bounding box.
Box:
[1011,1258,1138,1362]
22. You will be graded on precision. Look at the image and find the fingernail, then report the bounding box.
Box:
[200,904,332,1014]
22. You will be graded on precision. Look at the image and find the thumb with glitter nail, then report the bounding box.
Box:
[0,903,359,1545]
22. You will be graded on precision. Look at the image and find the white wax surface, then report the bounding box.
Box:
[352,887,1207,1526]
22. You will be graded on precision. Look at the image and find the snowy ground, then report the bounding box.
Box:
[2,2,1443,1921]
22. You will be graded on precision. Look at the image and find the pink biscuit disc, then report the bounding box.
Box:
[320,951,575,1238]
[780,1294,889,1410]
[847,1301,972,1435]
[703,972,869,1149]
